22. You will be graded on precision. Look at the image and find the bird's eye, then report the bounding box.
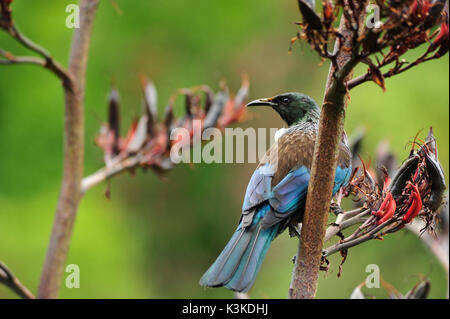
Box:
[281,97,290,105]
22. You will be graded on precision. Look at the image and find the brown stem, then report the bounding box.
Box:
[324,208,370,242]
[0,53,44,66]
[37,0,100,299]
[81,154,142,194]
[0,262,35,299]
[1,23,73,86]
[289,4,368,298]
[322,218,400,257]
[347,53,441,90]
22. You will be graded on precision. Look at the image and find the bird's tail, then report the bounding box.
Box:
[199,209,280,293]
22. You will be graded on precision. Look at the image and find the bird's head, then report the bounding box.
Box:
[246,92,320,126]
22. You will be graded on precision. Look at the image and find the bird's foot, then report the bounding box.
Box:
[288,224,302,238]
[330,202,343,216]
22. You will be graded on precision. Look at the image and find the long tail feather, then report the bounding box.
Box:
[200,211,279,292]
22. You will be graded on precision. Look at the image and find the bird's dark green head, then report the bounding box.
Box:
[246,92,320,126]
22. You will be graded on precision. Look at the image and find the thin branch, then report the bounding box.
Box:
[81,154,142,194]
[347,55,442,90]
[1,26,73,86]
[7,25,53,58]
[324,208,370,243]
[37,0,100,299]
[0,53,44,66]
[323,217,402,257]
[0,50,70,84]
[0,262,35,299]
[347,0,448,91]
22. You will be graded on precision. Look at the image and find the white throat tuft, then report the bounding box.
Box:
[274,128,288,142]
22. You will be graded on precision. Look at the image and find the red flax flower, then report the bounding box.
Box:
[433,21,449,58]
[409,0,432,24]
[322,0,335,28]
[402,184,423,223]
[374,192,397,225]
[372,173,396,225]
[339,128,444,243]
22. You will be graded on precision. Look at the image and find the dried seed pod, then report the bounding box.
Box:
[163,98,175,131]
[177,88,194,118]
[376,140,398,187]
[218,77,250,127]
[365,58,386,91]
[120,119,138,152]
[202,86,215,114]
[389,155,419,197]
[423,149,446,211]
[437,197,449,233]
[95,124,115,166]
[424,127,437,157]
[108,87,121,155]
[193,85,215,115]
[423,0,446,29]
[405,279,430,299]
[203,85,229,129]
[418,128,446,211]
[349,282,366,299]
[126,116,148,153]
[140,75,158,137]
[297,0,322,30]
[233,74,249,111]
[389,128,445,217]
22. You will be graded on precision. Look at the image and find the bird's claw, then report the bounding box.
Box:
[288,224,301,238]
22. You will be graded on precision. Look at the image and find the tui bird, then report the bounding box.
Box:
[200,92,352,293]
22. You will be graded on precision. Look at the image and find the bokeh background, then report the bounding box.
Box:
[0,0,448,299]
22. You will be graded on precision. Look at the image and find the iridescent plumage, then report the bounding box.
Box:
[200,92,351,292]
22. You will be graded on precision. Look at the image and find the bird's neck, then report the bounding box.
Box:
[289,107,320,127]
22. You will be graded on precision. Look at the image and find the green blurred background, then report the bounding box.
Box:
[0,0,448,299]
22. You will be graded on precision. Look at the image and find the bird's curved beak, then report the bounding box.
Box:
[246,97,277,107]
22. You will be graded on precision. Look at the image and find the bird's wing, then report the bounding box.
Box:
[269,165,310,213]
[241,130,314,211]
[241,129,351,229]
[241,163,275,212]
[333,136,353,194]
[241,130,315,227]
